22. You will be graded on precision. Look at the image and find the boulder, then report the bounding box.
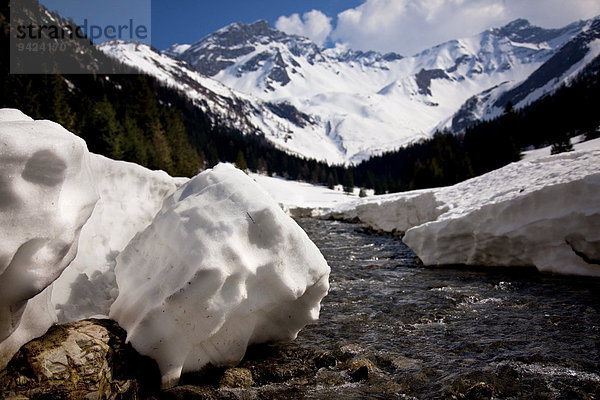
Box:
[0,319,160,400]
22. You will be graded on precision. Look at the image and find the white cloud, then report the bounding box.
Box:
[275,10,332,45]
[329,0,600,55]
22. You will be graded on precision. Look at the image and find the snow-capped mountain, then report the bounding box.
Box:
[102,17,599,164]
[450,17,600,132]
[98,41,344,162]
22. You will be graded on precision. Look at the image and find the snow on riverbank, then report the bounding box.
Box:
[249,173,366,217]
[324,138,600,276]
[0,110,330,386]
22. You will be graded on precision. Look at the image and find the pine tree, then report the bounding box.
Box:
[343,169,354,194]
[164,108,202,177]
[121,115,149,166]
[86,98,123,159]
[149,120,174,173]
[49,75,75,132]
[235,150,248,171]
[550,135,574,155]
[327,173,335,190]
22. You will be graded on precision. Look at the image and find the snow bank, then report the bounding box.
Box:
[110,164,330,387]
[353,191,446,234]
[329,143,600,276]
[404,150,600,276]
[249,173,364,217]
[0,110,98,366]
[1,110,329,381]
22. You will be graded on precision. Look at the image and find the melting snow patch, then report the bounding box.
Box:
[0,111,98,367]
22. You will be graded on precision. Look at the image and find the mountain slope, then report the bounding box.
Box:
[101,17,598,164]
[160,19,587,163]
[98,41,346,163]
[450,17,600,132]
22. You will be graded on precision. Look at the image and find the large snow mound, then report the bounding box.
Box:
[0,109,33,122]
[0,111,98,366]
[110,164,330,387]
[327,141,600,276]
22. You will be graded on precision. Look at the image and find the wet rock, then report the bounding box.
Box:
[0,319,160,400]
[160,385,218,400]
[349,365,369,382]
[333,343,363,362]
[346,358,375,382]
[313,351,337,369]
[315,369,347,386]
[347,357,375,371]
[219,368,254,389]
[463,382,494,400]
[249,358,311,384]
[373,352,422,373]
[158,342,410,398]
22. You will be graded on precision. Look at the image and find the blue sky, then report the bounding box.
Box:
[150,0,364,49]
[38,0,363,49]
[38,0,600,55]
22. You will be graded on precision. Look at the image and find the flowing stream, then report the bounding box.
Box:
[291,218,600,399]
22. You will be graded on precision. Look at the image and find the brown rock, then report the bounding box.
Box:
[463,381,494,400]
[0,319,160,400]
[219,368,254,389]
[346,357,375,382]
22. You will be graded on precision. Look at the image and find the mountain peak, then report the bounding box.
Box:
[501,18,532,32]
[249,19,271,30]
[493,17,586,45]
[163,43,191,57]
[213,19,282,43]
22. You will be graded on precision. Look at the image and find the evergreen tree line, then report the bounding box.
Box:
[1,72,204,177]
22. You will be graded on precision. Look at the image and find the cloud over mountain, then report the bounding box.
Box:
[275,10,332,46]
[277,0,600,55]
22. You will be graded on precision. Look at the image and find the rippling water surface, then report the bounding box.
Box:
[294,218,600,399]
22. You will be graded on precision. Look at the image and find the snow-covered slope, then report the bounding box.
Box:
[0,110,330,386]
[98,18,599,164]
[249,173,368,217]
[98,41,345,163]
[323,138,600,276]
[449,17,600,131]
[158,18,589,163]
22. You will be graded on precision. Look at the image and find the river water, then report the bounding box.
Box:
[292,218,600,399]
